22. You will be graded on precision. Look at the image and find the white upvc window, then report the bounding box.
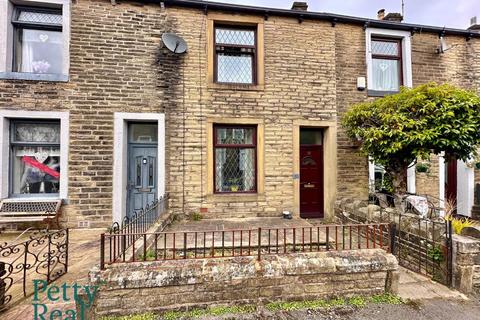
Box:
[0,0,70,82]
[0,110,70,200]
[365,28,412,96]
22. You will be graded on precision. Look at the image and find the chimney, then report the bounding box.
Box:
[468,16,480,32]
[377,9,385,20]
[384,12,403,22]
[291,1,308,11]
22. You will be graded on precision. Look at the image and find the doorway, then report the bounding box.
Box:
[299,128,324,218]
[445,158,457,207]
[126,123,158,218]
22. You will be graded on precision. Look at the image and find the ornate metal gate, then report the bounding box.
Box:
[0,229,68,312]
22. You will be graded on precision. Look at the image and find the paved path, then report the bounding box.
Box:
[398,267,467,300]
[3,228,103,320]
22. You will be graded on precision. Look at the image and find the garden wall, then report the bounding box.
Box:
[452,234,480,293]
[79,250,398,318]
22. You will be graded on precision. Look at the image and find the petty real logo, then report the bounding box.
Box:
[32,280,98,320]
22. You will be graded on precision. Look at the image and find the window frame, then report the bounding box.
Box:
[213,124,258,194]
[9,119,61,198]
[12,6,63,74]
[213,24,257,85]
[371,37,403,89]
[365,28,412,97]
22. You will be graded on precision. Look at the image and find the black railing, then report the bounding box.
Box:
[0,229,69,312]
[106,195,168,264]
[100,223,392,270]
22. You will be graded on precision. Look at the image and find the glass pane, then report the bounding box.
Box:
[129,123,158,143]
[372,40,399,56]
[300,130,323,145]
[17,10,62,25]
[11,146,60,195]
[372,59,400,91]
[215,148,255,192]
[16,29,63,74]
[13,122,60,143]
[216,127,254,145]
[217,53,253,84]
[215,28,255,46]
[374,164,386,192]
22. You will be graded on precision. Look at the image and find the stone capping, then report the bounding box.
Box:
[81,249,399,317]
[452,234,480,293]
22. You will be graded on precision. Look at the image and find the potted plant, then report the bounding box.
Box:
[228,177,242,192]
[416,162,430,173]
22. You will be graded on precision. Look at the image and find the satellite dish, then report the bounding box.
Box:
[437,36,451,54]
[162,33,188,54]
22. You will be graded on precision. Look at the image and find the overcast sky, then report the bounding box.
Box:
[210,0,480,29]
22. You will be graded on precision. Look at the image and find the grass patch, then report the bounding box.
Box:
[101,294,403,320]
[265,294,402,312]
[100,313,156,320]
[163,305,256,320]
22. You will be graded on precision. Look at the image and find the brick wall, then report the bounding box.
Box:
[335,28,480,203]
[1,0,479,226]
[165,9,337,218]
[0,0,169,227]
[81,250,399,317]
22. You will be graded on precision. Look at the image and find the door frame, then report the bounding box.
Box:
[112,113,165,223]
[293,120,337,220]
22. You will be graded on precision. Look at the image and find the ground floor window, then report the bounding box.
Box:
[10,120,61,196]
[214,125,256,193]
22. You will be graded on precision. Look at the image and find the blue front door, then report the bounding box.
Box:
[127,124,158,218]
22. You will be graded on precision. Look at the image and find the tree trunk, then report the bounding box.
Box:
[387,164,409,212]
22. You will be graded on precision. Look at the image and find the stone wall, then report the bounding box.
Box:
[82,250,398,318]
[452,234,480,293]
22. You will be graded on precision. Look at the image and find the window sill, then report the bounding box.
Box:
[367,89,399,97]
[0,72,69,82]
[208,82,264,91]
[207,193,265,203]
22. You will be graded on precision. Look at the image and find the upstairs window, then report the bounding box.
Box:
[371,37,402,92]
[214,26,256,84]
[12,6,63,74]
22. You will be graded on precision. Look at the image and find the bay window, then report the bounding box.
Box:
[214,125,256,193]
[10,120,61,196]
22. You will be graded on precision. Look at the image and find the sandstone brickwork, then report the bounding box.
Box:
[1,0,479,226]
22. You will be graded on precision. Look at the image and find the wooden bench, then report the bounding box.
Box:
[0,199,62,229]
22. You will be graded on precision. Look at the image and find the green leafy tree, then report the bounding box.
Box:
[342,83,480,195]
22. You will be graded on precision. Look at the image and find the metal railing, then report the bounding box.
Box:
[100,223,391,270]
[341,195,453,286]
[107,195,168,263]
[0,229,69,312]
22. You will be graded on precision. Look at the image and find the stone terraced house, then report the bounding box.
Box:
[0,0,480,228]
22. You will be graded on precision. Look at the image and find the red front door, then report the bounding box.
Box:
[445,159,457,204]
[300,145,324,218]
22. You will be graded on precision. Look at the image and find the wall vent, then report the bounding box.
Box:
[77,221,91,228]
